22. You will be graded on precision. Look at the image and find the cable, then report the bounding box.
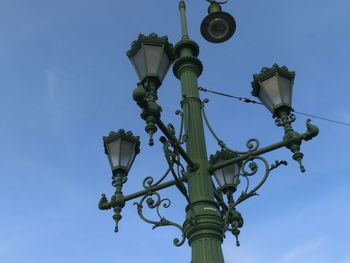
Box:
[198,87,350,127]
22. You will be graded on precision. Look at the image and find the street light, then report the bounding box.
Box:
[210,150,241,194]
[200,0,236,43]
[103,129,140,175]
[98,1,319,262]
[126,33,175,88]
[251,63,295,117]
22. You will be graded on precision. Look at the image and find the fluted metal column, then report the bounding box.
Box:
[172,2,225,262]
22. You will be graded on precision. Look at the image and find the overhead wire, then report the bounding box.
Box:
[198,87,350,127]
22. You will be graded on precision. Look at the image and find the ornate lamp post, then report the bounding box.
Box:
[98,1,319,263]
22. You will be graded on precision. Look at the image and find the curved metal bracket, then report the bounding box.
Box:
[222,157,287,246]
[133,192,186,247]
[160,136,191,205]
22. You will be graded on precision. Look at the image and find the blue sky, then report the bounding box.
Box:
[0,0,349,262]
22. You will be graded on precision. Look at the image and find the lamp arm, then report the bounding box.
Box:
[157,119,198,171]
[123,177,187,202]
[133,191,186,247]
[209,140,286,172]
[209,119,319,173]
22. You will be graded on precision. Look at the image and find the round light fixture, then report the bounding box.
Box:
[200,11,236,43]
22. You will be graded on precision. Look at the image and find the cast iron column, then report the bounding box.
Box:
[173,3,225,263]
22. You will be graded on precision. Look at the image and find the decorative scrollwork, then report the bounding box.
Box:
[167,123,176,136]
[276,113,296,127]
[133,192,186,247]
[175,109,187,144]
[201,98,262,156]
[245,138,260,152]
[201,98,234,151]
[270,160,288,170]
[288,113,296,123]
[140,116,188,190]
[161,137,190,204]
[142,168,171,189]
[112,175,127,187]
[219,156,288,246]
[235,156,271,206]
[275,118,283,126]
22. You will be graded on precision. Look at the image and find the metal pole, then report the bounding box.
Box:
[173,2,225,262]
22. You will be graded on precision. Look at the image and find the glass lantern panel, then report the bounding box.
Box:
[279,76,292,105]
[126,144,136,171]
[258,86,274,112]
[120,140,135,168]
[214,169,225,187]
[222,165,235,185]
[208,18,229,39]
[158,51,170,81]
[144,44,163,75]
[233,163,240,176]
[107,139,121,168]
[261,75,282,106]
[132,47,146,80]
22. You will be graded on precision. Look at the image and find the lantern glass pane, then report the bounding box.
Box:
[223,165,235,184]
[279,76,292,105]
[234,163,240,177]
[261,75,282,106]
[259,87,274,112]
[108,139,121,168]
[214,169,225,187]
[208,18,229,39]
[132,47,146,79]
[120,140,135,168]
[144,44,163,75]
[158,52,170,81]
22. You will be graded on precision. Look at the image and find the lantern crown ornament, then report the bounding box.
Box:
[103,129,140,174]
[251,64,295,117]
[127,33,175,88]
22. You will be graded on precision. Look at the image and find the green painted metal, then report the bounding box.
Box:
[179,1,189,40]
[172,5,226,262]
[98,1,320,263]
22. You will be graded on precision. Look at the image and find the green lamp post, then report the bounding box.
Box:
[98,1,319,262]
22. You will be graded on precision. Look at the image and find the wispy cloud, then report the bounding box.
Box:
[340,258,350,263]
[339,111,350,124]
[45,69,58,105]
[280,238,326,263]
